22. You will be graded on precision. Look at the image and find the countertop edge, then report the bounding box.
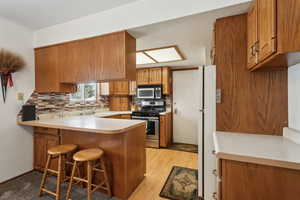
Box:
[17,120,146,135]
[215,152,300,171]
[213,131,300,171]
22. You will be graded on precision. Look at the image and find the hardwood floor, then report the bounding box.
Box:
[129,148,198,200]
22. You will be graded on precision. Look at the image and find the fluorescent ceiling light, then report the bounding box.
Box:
[136,46,184,65]
[145,47,182,62]
[136,52,156,65]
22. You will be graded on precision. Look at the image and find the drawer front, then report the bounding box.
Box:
[34,127,59,135]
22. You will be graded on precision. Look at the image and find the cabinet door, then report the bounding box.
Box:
[149,67,162,84]
[111,81,129,95]
[35,47,59,92]
[162,67,172,94]
[247,0,258,69]
[34,133,47,170]
[221,160,300,200]
[258,0,276,62]
[34,133,59,170]
[137,69,149,85]
[160,115,167,147]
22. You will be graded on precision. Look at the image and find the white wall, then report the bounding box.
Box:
[0,17,34,182]
[34,0,250,47]
[288,64,300,131]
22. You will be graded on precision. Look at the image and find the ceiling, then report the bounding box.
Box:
[128,2,250,68]
[0,0,138,29]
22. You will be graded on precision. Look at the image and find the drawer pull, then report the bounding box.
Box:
[212,150,216,155]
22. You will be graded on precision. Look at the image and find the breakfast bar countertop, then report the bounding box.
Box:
[18,115,145,134]
[214,130,300,170]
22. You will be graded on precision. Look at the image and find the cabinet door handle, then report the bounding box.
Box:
[251,45,255,56]
[255,41,260,53]
[212,150,216,155]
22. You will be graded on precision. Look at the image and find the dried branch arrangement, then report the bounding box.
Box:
[0,49,25,103]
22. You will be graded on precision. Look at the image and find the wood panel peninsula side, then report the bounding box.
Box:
[18,116,146,200]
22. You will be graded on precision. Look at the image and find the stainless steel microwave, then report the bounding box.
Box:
[137,85,162,99]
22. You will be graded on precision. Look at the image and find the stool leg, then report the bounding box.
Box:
[66,161,77,200]
[100,158,112,197]
[87,161,93,200]
[39,154,51,196]
[56,155,62,200]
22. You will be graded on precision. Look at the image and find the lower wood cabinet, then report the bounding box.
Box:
[34,128,60,171]
[218,159,300,200]
[160,113,172,147]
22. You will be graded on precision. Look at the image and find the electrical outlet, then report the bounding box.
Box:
[17,92,24,101]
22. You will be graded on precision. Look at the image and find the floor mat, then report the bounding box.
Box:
[160,166,198,200]
[0,171,119,200]
[168,143,198,153]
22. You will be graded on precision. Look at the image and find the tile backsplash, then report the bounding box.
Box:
[18,92,109,119]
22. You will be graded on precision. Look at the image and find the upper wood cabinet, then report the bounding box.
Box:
[110,81,129,95]
[162,67,172,95]
[35,46,76,93]
[247,0,258,69]
[35,31,136,92]
[148,67,162,84]
[136,67,172,95]
[136,68,149,85]
[247,0,300,70]
[257,0,276,62]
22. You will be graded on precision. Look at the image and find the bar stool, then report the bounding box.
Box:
[66,148,112,200]
[39,144,78,200]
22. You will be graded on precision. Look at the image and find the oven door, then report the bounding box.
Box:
[137,88,155,99]
[132,116,159,140]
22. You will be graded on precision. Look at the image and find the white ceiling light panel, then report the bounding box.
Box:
[136,52,156,65]
[145,47,183,63]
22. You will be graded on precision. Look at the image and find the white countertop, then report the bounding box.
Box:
[214,130,300,170]
[18,115,145,135]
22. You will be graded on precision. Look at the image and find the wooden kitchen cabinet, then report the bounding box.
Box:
[162,67,172,95]
[136,67,172,95]
[109,81,129,95]
[35,46,76,93]
[219,159,300,200]
[247,0,258,69]
[136,68,149,85]
[247,0,300,70]
[257,0,276,62]
[148,67,162,84]
[34,128,60,171]
[35,31,136,86]
[160,113,172,147]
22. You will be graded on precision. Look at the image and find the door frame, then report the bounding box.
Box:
[171,67,201,145]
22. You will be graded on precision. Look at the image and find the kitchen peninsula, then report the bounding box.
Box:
[18,116,146,200]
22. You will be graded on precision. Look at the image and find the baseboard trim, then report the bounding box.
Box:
[0,170,34,184]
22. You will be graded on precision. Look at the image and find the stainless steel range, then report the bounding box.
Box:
[131,100,165,148]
